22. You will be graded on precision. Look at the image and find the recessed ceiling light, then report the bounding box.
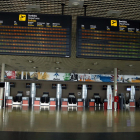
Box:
[72,2,79,6]
[118,69,121,72]
[111,71,113,73]
[56,67,60,70]
[55,61,60,64]
[28,60,34,63]
[87,69,91,71]
[129,65,133,67]
[33,67,37,69]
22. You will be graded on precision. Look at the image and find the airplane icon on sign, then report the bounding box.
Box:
[111,20,117,26]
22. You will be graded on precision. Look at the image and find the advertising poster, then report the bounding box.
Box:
[124,75,140,83]
[37,72,50,80]
[16,71,22,79]
[48,72,66,81]
[78,74,94,82]
[4,70,140,83]
[5,71,16,79]
[78,74,124,82]
[70,73,78,81]
[63,73,71,81]
[27,72,38,80]
[22,71,27,80]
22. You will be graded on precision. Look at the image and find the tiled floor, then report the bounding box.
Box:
[0,106,139,133]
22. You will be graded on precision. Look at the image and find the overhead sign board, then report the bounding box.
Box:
[76,16,140,60]
[0,12,72,57]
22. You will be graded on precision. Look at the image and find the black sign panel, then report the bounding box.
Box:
[52,84,57,89]
[0,12,71,57]
[77,16,140,60]
[87,85,92,90]
[78,84,82,89]
[103,85,107,90]
[10,82,15,88]
[62,84,67,89]
[26,83,31,88]
[0,82,5,87]
[36,83,41,89]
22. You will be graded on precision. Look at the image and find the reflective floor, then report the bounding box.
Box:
[0,106,139,132]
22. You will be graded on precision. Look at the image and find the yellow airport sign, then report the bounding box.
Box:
[111,20,117,26]
[19,14,26,21]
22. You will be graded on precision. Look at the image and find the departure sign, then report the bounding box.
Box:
[77,16,140,60]
[0,12,71,57]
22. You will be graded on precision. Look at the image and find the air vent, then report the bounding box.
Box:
[26,5,40,12]
[107,10,122,17]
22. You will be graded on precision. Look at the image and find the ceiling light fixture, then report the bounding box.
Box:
[87,69,91,71]
[28,60,34,63]
[55,61,60,64]
[129,65,133,67]
[56,67,60,70]
[33,67,37,69]
[68,0,84,8]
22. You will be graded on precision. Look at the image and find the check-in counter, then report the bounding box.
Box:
[77,98,83,107]
[50,98,56,106]
[6,96,13,106]
[104,99,108,110]
[34,97,40,106]
[61,98,68,107]
[129,99,135,107]
[22,97,29,106]
[89,99,95,107]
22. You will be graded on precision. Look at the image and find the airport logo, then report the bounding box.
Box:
[19,14,26,21]
[111,20,117,27]
[53,72,60,80]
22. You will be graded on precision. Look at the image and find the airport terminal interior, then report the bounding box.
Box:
[0,0,140,140]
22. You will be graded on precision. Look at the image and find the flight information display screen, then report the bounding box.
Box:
[0,12,71,57]
[77,16,140,60]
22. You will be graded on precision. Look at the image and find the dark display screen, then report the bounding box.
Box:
[0,12,71,57]
[77,16,140,60]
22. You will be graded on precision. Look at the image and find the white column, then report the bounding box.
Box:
[0,63,5,109]
[114,68,117,111]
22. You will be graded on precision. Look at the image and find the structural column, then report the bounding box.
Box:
[0,63,5,109]
[114,68,117,111]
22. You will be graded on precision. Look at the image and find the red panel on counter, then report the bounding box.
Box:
[6,99,12,104]
[62,101,68,106]
[89,102,95,107]
[50,101,56,105]
[104,102,107,110]
[22,100,28,104]
[34,101,40,105]
[78,102,83,106]
[130,102,135,107]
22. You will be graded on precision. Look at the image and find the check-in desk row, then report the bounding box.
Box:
[6,94,102,107]
[6,93,29,107]
[34,97,56,107]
